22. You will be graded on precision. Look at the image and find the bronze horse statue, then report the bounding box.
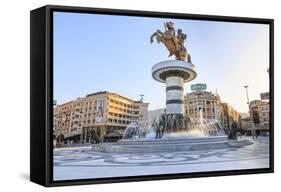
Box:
[150,22,191,62]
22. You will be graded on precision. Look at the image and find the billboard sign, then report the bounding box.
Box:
[95,99,105,123]
[191,83,207,92]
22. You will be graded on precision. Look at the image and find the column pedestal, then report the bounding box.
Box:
[165,76,184,115]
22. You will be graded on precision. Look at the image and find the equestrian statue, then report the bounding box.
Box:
[150,21,192,63]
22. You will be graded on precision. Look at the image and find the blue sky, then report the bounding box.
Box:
[53,12,269,113]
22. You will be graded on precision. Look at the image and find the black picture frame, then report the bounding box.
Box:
[30,4,274,187]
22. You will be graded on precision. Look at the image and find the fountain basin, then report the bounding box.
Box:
[92,136,253,153]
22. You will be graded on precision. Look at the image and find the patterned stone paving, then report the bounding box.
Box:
[53,136,270,180]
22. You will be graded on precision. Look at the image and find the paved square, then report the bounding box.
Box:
[53,136,269,181]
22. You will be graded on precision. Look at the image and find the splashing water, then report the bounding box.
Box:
[122,109,225,140]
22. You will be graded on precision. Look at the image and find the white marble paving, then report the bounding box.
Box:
[53,136,270,181]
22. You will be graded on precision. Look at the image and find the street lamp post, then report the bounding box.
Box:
[243,85,256,139]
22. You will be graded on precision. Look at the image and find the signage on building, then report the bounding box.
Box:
[191,83,207,92]
[95,99,105,123]
[260,92,269,100]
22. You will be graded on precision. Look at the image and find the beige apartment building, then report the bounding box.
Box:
[249,100,270,130]
[241,117,252,130]
[184,91,224,123]
[221,103,241,129]
[184,91,241,129]
[53,100,82,139]
[53,91,149,142]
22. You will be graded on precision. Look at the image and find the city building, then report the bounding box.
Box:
[53,100,82,140]
[53,91,149,143]
[184,91,224,123]
[221,103,241,129]
[184,84,241,130]
[249,100,270,130]
[241,116,252,130]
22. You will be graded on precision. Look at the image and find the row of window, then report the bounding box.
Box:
[109,105,140,114]
[186,100,218,104]
[108,118,131,124]
[186,108,216,113]
[109,99,139,109]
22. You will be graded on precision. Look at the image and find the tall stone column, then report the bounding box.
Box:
[166,76,184,115]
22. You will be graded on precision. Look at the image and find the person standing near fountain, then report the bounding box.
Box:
[151,22,197,133]
[155,120,161,139]
[155,115,165,139]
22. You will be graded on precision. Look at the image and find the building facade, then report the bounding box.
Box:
[184,91,224,123]
[249,100,270,130]
[241,117,252,130]
[184,90,241,130]
[53,91,149,143]
[221,103,241,129]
